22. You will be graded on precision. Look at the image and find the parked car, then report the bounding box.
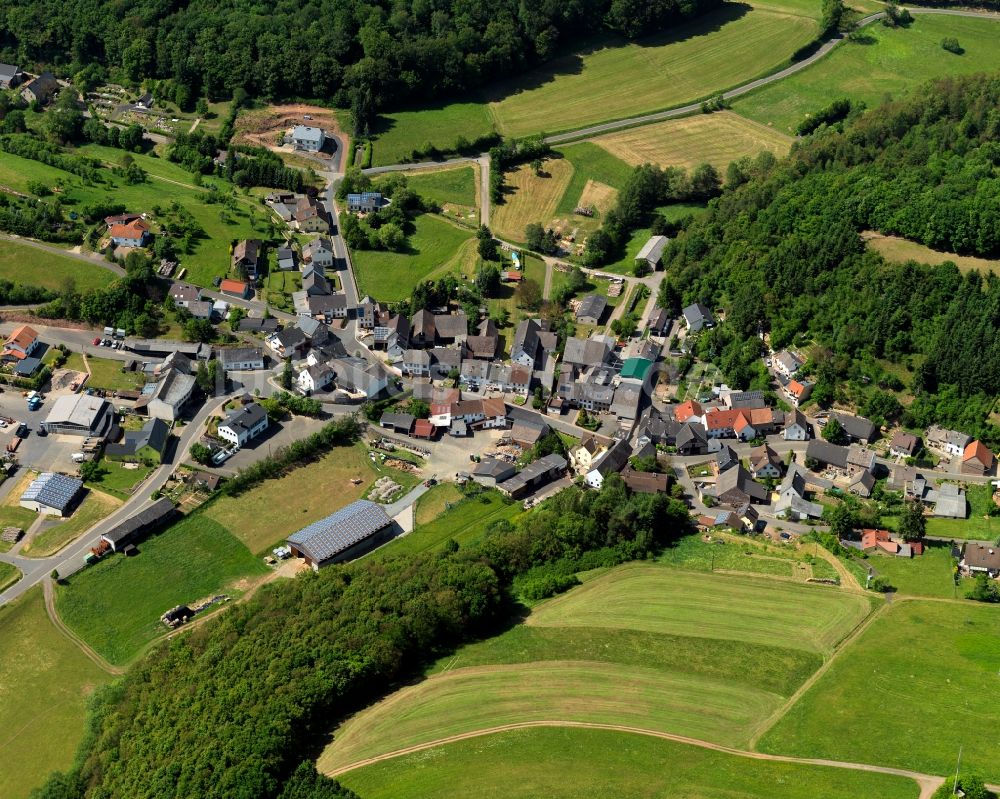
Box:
[92,337,101,346]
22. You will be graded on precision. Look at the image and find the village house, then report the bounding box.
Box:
[907,474,966,518]
[585,438,631,489]
[783,409,810,441]
[466,318,499,360]
[302,237,335,267]
[714,466,769,508]
[236,317,279,335]
[774,468,823,520]
[633,406,682,449]
[140,365,197,422]
[347,192,384,213]
[290,125,325,152]
[0,63,22,90]
[772,350,802,378]
[276,247,297,271]
[232,239,263,280]
[749,444,783,480]
[510,418,550,449]
[674,400,704,425]
[296,364,334,394]
[682,303,714,332]
[782,379,812,408]
[569,433,609,474]
[675,422,708,455]
[105,418,170,464]
[266,327,308,360]
[294,197,329,233]
[575,294,607,326]
[217,347,266,373]
[401,349,432,377]
[635,235,669,272]
[169,283,202,308]
[434,312,469,345]
[715,445,739,474]
[830,413,878,444]
[219,279,252,299]
[648,307,671,337]
[218,402,269,448]
[19,71,59,105]
[2,325,40,363]
[888,430,921,459]
[374,314,410,358]
[925,425,971,457]
[109,219,151,248]
[961,542,1000,577]
[330,357,389,399]
[962,440,995,476]
[621,465,670,494]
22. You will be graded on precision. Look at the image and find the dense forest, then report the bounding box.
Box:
[34,465,690,799]
[656,74,1000,444]
[0,0,722,131]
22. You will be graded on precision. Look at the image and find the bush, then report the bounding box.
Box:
[868,575,894,592]
[941,37,964,55]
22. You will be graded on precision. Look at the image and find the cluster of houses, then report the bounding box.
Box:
[265,194,331,234]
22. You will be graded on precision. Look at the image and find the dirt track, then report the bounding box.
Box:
[323,719,944,798]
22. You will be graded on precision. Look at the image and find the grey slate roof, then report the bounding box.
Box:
[682,302,714,331]
[575,294,607,322]
[222,402,267,435]
[218,347,264,368]
[831,412,878,442]
[105,417,169,459]
[433,312,468,340]
[21,472,83,511]
[636,235,668,264]
[288,500,392,563]
[101,497,175,545]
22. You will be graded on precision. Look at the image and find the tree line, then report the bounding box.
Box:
[657,74,1000,445]
[0,0,723,133]
[32,467,690,799]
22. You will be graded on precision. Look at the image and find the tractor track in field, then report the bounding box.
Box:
[43,577,124,676]
[323,719,945,798]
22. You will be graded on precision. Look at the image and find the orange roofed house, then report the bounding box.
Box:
[962,440,995,476]
[108,218,151,248]
[219,279,252,299]
[2,325,40,362]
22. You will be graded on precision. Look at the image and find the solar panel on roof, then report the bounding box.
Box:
[287,500,391,562]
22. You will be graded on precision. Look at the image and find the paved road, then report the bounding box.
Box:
[0,392,232,604]
[322,719,945,798]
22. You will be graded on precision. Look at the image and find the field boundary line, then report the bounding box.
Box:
[43,577,124,676]
[746,598,888,749]
[323,718,942,796]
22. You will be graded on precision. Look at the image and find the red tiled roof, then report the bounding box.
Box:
[481,397,506,418]
[964,440,994,468]
[412,419,434,438]
[861,528,891,549]
[219,279,249,295]
[787,380,807,398]
[675,400,702,423]
[109,219,149,240]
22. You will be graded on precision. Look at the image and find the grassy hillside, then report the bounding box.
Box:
[760,599,1000,781]
[733,15,1000,133]
[592,111,792,172]
[0,587,110,799]
[489,3,818,137]
[319,564,875,773]
[352,214,476,302]
[56,515,267,665]
[0,241,115,293]
[337,726,921,799]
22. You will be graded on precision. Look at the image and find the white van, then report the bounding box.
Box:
[71,453,87,463]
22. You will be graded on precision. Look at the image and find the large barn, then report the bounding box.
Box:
[287,500,394,569]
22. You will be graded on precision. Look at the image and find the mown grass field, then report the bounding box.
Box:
[320,563,874,773]
[0,145,264,289]
[656,533,815,580]
[733,15,1000,133]
[488,3,818,137]
[321,660,788,772]
[204,443,386,555]
[337,726,921,799]
[20,490,121,559]
[0,587,110,799]
[352,214,475,302]
[0,241,114,293]
[377,489,521,558]
[760,599,1000,782]
[84,354,146,392]
[593,111,792,172]
[864,541,958,598]
[86,460,154,500]
[401,166,478,208]
[865,232,1000,276]
[491,158,574,243]
[56,514,267,665]
[528,564,873,654]
[370,103,495,167]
